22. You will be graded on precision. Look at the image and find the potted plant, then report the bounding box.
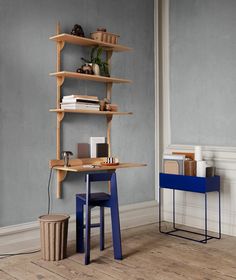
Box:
[81,46,110,77]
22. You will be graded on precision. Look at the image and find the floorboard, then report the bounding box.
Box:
[1,224,236,280]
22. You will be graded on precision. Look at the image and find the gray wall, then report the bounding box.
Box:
[170,0,236,146]
[0,0,155,227]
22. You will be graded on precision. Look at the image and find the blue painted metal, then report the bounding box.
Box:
[85,174,91,265]
[76,172,122,264]
[159,173,221,243]
[76,202,84,253]
[100,207,104,251]
[159,173,220,193]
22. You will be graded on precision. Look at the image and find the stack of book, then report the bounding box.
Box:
[61,95,100,111]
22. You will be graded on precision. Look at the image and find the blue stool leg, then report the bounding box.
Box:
[76,199,84,253]
[110,174,122,260]
[85,174,91,265]
[100,207,105,251]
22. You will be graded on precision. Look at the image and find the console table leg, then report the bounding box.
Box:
[219,190,221,239]
[205,193,208,243]
[173,190,176,229]
[159,187,162,232]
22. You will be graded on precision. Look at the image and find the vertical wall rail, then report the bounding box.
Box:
[56,22,65,199]
[106,51,113,157]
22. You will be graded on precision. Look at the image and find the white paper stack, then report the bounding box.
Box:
[61,95,100,111]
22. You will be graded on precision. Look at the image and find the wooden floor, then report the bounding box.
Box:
[1,223,236,280]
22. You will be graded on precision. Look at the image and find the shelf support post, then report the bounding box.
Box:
[56,21,64,198]
[106,50,113,159]
[106,115,113,157]
[57,170,67,199]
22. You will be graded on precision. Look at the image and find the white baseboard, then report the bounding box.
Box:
[0,200,158,254]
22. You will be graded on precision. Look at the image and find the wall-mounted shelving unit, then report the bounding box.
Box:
[50,23,134,198]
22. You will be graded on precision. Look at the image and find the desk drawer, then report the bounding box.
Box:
[159,173,220,193]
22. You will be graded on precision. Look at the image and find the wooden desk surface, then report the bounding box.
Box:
[52,162,146,173]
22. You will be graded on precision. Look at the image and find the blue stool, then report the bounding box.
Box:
[76,172,122,265]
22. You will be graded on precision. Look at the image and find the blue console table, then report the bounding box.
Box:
[159,173,221,243]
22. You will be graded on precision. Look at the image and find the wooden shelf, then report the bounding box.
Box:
[50,33,132,52]
[50,158,147,172]
[50,71,132,83]
[53,163,147,173]
[50,109,133,115]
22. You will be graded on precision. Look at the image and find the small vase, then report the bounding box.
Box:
[92,63,100,75]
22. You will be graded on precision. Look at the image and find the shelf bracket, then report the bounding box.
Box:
[57,112,65,122]
[57,76,65,86]
[106,115,113,122]
[57,170,67,199]
[57,40,65,51]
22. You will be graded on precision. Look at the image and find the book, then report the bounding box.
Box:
[77,143,90,158]
[62,99,99,104]
[61,104,100,110]
[63,95,99,103]
[63,94,98,100]
[96,143,108,157]
[61,102,100,108]
[90,137,106,158]
[163,154,185,160]
[61,101,100,105]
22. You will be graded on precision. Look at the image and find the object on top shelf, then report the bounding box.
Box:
[101,157,119,166]
[63,95,99,103]
[90,137,106,158]
[61,95,100,111]
[206,166,215,177]
[91,29,119,44]
[61,151,73,167]
[110,104,118,112]
[184,159,196,176]
[194,145,203,161]
[80,46,110,77]
[173,152,195,160]
[163,154,185,175]
[97,27,107,32]
[71,24,85,37]
[96,143,108,157]
[76,63,94,75]
[77,143,90,158]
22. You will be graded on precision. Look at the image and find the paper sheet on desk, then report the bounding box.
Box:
[82,164,101,168]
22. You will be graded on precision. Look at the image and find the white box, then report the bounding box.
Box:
[90,137,106,158]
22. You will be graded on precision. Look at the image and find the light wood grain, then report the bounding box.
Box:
[0,270,16,280]
[2,224,236,280]
[50,33,132,52]
[50,162,147,173]
[50,109,132,115]
[50,71,132,83]
[50,25,133,199]
[49,157,108,168]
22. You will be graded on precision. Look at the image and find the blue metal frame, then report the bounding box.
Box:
[76,172,122,265]
[159,173,221,243]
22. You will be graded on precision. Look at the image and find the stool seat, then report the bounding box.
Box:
[76,192,110,203]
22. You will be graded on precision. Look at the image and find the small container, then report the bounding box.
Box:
[184,159,196,176]
[91,31,120,44]
[99,100,106,111]
[109,104,118,112]
[39,214,70,261]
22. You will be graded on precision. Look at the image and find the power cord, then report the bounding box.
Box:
[47,168,53,214]
[0,168,53,258]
